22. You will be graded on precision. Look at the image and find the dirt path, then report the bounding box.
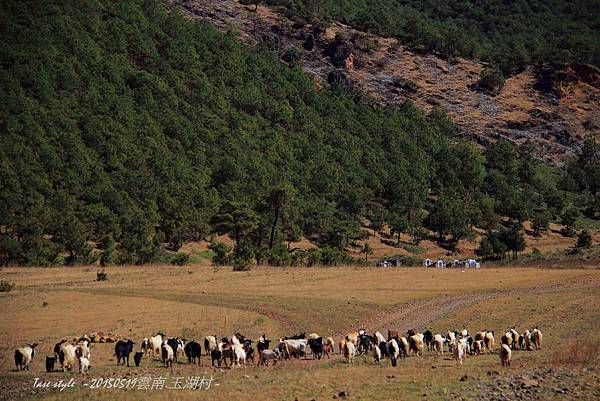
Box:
[74,275,600,338]
[342,276,600,336]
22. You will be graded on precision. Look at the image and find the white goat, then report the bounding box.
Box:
[14,343,37,371]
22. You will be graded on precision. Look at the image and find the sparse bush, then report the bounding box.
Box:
[320,247,348,266]
[532,209,551,237]
[169,252,189,266]
[576,229,592,249]
[96,269,108,281]
[475,67,505,95]
[209,241,232,266]
[552,339,600,367]
[360,242,373,262]
[392,77,418,93]
[397,255,420,267]
[99,235,117,266]
[306,249,322,267]
[265,243,291,266]
[529,248,544,260]
[560,206,580,237]
[0,236,20,266]
[351,33,376,53]
[282,47,301,64]
[0,280,15,292]
[290,251,306,267]
[233,258,252,271]
[400,242,425,254]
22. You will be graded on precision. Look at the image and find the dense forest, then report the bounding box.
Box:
[264,0,600,75]
[0,0,598,267]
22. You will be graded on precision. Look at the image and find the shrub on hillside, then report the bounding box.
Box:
[282,47,301,64]
[306,249,322,267]
[475,67,505,95]
[0,236,20,266]
[265,243,291,266]
[290,250,307,266]
[320,247,352,266]
[397,255,420,266]
[560,207,580,237]
[209,242,232,266]
[528,248,544,261]
[169,252,190,266]
[576,229,592,249]
[392,77,418,94]
[233,258,252,271]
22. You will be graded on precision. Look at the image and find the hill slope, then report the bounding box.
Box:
[263,0,600,74]
[1,0,598,266]
[172,0,600,164]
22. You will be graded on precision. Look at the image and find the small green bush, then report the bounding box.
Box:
[320,247,350,266]
[400,242,425,254]
[169,252,189,266]
[266,244,291,266]
[290,251,307,266]
[99,235,117,266]
[397,255,420,267]
[306,249,322,267]
[209,241,232,266]
[529,248,544,260]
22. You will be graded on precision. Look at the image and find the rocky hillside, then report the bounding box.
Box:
[169,0,600,164]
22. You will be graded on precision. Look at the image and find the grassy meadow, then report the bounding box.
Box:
[1,264,599,400]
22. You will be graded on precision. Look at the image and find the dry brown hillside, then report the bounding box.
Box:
[167,0,600,164]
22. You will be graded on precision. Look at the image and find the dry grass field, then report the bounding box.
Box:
[1,264,599,401]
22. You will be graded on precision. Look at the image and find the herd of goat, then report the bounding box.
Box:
[13,327,543,373]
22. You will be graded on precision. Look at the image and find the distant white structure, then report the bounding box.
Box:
[425,258,481,268]
[464,259,478,268]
